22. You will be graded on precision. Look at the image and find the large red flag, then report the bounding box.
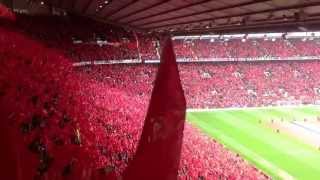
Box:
[123,37,186,180]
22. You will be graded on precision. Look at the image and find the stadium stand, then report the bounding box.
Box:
[3,0,320,179]
[173,38,320,59]
[80,61,320,108]
[0,8,268,179]
[3,2,320,180]
[3,13,320,63]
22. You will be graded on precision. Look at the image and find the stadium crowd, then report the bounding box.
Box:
[3,5,320,180]
[173,39,320,59]
[0,7,268,180]
[82,61,320,108]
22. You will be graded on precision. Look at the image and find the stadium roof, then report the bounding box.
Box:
[6,0,320,35]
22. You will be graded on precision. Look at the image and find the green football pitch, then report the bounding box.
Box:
[187,106,320,180]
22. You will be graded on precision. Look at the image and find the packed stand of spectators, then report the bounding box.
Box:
[180,62,320,107]
[173,38,320,59]
[136,33,159,61]
[74,60,320,177]
[0,5,268,180]
[81,61,320,108]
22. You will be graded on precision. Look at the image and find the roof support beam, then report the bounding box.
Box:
[148,1,320,29]
[113,0,170,22]
[125,0,212,24]
[103,0,139,18]
[138,0,270,27]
